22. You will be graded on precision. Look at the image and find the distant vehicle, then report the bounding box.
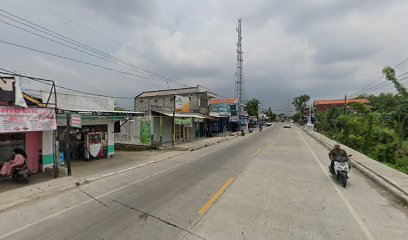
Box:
[283,123,291,128]
[266,122,272,127]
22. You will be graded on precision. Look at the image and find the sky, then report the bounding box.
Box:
[1,0,408,113]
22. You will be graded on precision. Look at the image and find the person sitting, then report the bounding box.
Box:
[0,148,27,176]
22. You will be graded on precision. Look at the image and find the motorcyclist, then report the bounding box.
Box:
[328,143,349,173]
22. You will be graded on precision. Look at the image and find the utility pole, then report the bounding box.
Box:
[344,94,347,114]
[235,18,245,104]
[172,95,175,147]
[65,112,71,176]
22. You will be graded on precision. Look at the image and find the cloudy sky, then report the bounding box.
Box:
[1,0,408,113]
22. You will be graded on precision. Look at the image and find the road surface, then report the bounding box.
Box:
[0,124,406,240]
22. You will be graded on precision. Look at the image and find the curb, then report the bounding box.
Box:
[0,178,85,213]
[302,128,408,205]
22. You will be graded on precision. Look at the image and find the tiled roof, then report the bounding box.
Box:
[314,99,369,105]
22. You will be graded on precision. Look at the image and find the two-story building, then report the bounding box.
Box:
[117,85,217,146]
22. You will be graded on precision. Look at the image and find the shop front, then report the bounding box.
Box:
[0,106,57,173]
[57,111,124,161]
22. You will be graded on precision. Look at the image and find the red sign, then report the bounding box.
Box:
[0,106,57,132]
[70,114,82,128]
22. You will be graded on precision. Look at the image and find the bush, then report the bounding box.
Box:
[370,143,397,164]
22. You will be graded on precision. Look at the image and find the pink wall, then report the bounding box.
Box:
[25,132,42,173]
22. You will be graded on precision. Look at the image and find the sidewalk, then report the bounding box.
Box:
[304,128,408,204]
[0,135,238,212]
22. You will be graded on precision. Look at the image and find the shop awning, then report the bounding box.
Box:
[57,108,147,116]
[152,110,213,119]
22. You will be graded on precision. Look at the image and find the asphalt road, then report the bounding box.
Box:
[0,124,407,240]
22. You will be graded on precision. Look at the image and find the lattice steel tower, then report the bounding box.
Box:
[235,18,245,103]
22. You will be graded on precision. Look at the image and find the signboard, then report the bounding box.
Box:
[210,104,219,113]
[0,77,15,102]
[140,120,151,144]
[70,114,82,128]
[229,116,239,122]
[0,106,57,133]
[175,95,190,112]
[175,117,192,125]
[219,103,231,116]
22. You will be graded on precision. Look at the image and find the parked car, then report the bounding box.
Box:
[283,123,291,128]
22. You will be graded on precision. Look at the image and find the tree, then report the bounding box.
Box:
[245,98,260,117]
[114,103,129,111]
[264,107,276,121]
[292,94,310,124]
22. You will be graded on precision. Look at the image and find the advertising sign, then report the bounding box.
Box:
[229,116,239,122]
[219,103,231,116]
[175,95,190,112]
[0,77,15,102]
[175,117,193,125]
[70,114,82,128]
[140,120,151,144]
[0,106,57,133]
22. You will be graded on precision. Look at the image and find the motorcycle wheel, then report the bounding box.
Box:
[341,173,347,188]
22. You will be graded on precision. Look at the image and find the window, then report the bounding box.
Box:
[200,97,208,107]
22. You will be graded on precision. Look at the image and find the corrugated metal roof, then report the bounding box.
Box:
[136,85,216,98]
[152,110,215,119]
[314,99,369,105]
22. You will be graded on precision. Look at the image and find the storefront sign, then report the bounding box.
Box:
[140,120,151,144]
[210,104,219,113]
[229,116,239,122]
[0,106,57,133]
[175,117,192,125]
[70,114,82,128]
[175,95,190,112]
[0,77,15,102]
[219,103,231,116]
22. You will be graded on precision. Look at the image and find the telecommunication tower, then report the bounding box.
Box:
[235,18,245,103]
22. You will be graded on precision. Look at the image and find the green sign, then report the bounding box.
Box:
[140,120,151,144]
[175,117,192,125]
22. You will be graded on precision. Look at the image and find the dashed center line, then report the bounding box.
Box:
[198,177,236,215]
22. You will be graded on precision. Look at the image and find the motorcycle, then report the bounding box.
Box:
[259,126,263,132]
[241,130,245,136]
[329,155,352,188]
[0,161,31,184]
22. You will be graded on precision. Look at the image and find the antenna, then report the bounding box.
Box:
[234,18,245,103]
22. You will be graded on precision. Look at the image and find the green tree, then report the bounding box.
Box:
[245,98,260,117]
[292,94,310,124]
[264,107,276,121]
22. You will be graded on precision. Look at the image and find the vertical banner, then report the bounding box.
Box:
[70,114,82,128]
[175,95,190,112]
[140,120,151,144]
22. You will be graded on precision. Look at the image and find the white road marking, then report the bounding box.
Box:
[0,140,237,240]
[297,129,376,240]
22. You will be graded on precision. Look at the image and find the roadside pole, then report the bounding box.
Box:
[65,112,72,176]
[172,95,175,147]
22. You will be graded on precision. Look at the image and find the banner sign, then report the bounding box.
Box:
[70,114,82,128]
[0,77,15,102]
[175,117,192,125]
[210,104,219,113]
[0,106,57,133]
[175,95,190,112]
[229,116,239,122]
[219,103,231,116]
[140,120,151,144]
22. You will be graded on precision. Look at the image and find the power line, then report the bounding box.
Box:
[0,8,189,87]
[0,68,131,99]
[349,57,408,97]
[0,39,190,86]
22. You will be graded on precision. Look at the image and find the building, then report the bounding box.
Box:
[42,92,142,162]
[209,98,239,134]
[314,99,370,111]
[1,76,57,174]
[117,85,217,146]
